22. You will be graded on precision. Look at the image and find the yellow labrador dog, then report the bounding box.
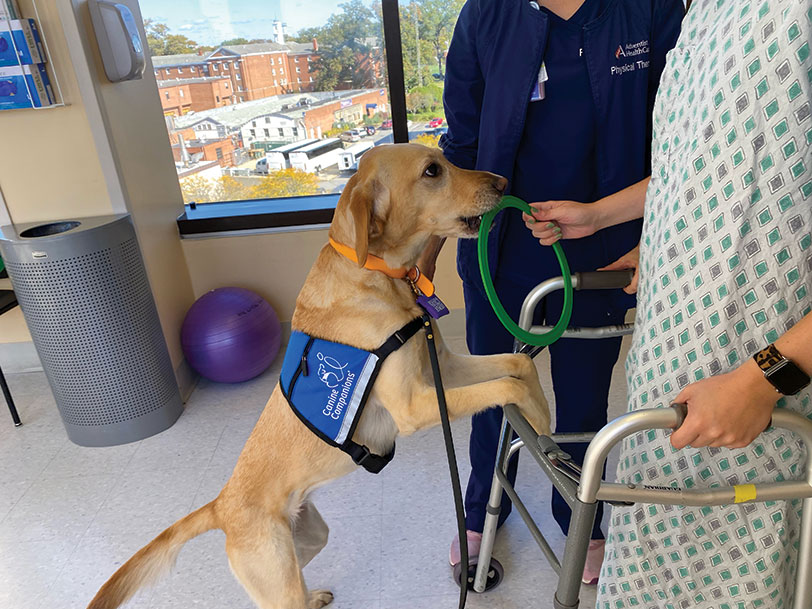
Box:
[88,143,550,609]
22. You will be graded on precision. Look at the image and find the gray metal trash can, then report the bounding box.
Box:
[0,215,183,446]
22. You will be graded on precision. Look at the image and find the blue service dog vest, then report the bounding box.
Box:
[279,318,424,473]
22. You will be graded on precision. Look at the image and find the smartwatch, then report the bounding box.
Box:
[753,344,811,396]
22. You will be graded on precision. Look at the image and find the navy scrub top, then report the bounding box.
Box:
[499,0,610,287]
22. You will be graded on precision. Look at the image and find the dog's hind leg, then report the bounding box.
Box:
[225,515,315,609]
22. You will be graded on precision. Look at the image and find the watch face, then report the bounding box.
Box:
[768,360,811,395]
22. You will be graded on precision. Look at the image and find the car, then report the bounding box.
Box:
[340,131,360,143]
[365,125,376,136]
[428,117,444,128]
[350,127,367,138]
[381,119,393,129]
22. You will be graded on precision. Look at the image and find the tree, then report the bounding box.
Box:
[307,0,384,90]
[179,175,214,204]
[398,0,463,87]
[143,19,199,56]
[417,0,464,79]
[212,176,250,201]
[220,37,250,46]
[249,169,320,198]
[414,133,441,148]
[179,175,251,204]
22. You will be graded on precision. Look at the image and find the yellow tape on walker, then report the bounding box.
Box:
[734,484,757,503]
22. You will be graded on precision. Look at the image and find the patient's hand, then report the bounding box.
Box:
[669,359,778,450]
[599,245,640,294]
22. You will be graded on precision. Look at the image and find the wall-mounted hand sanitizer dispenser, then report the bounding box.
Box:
[88,0,146,82]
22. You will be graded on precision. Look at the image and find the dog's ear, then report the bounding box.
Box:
[346,175,389,267]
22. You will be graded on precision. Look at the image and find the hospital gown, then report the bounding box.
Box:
[598,1,812,607]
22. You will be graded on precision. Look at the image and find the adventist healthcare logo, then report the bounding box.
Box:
[611,39,651,76]
[614,39,650,60]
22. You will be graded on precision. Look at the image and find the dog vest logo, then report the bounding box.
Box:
[317,352,357,422]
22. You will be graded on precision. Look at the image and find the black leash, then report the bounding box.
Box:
[421,314,468,609]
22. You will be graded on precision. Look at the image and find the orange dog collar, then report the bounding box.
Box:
[328,238,435,297]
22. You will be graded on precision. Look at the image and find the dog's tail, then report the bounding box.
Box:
[87,501,219,609]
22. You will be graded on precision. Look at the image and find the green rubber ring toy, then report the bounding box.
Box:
[477,195,573,346]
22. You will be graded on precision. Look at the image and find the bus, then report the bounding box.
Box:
[289,138,343,173]
[257,138,319,174]
[338,141,374,172]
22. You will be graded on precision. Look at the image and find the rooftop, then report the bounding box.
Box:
[172,89,376,130]
[151,41,318,69]
[157,76,232,88]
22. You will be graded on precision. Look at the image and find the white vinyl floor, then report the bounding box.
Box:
[0,326,630,609]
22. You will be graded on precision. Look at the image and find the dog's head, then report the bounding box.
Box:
[330,143,507,267]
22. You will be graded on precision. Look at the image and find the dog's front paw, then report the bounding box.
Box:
[308,589,334,608]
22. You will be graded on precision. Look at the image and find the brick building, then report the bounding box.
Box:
[158,77,234,116]
[172,137,238,168]
[152,40,319,106]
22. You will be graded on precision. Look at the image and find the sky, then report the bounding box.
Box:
[138,0,370,46]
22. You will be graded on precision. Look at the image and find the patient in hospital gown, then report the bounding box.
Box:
[598,1,812,607]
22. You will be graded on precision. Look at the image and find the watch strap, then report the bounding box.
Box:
[754,343,785,372]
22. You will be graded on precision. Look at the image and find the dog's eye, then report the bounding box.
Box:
[424,163,441,178]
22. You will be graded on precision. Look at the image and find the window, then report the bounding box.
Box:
[179,89,185,98]
[164,91,169,100]
[165,69,170,76]
[178,67,183,74]
[140,1,403,231]
[215,147,223,160]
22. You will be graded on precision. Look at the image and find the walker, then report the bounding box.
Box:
[465,198,812,609]
[458,270,812,609]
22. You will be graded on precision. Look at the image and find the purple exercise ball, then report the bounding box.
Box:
[181,287,281,383]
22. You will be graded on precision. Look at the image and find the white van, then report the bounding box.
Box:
[338,141,374,172]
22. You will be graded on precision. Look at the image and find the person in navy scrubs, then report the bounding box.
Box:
[418,0,684,583]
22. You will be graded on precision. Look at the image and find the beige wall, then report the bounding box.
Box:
[0,1,112,223]
[182,232,465,322]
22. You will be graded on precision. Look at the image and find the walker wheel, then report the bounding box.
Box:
[453,557,504,592]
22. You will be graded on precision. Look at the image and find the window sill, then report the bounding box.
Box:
[176,193,340,238]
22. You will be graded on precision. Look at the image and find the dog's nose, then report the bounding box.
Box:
[493,176,508,193]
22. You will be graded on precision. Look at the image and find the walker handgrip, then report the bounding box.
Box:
[671,403,688,429]
[576,270,634,290]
